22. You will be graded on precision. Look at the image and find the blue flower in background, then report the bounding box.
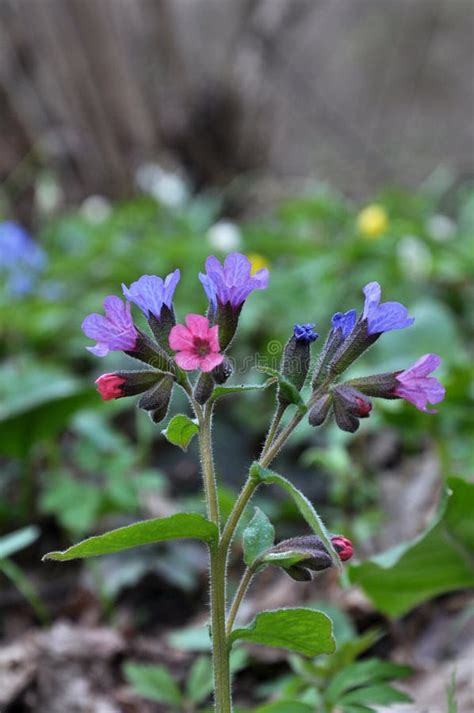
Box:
[0,221,47,297]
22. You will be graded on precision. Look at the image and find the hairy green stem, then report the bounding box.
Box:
[260,402,286,460]
[197,402,231,711]
[226,565,256,636]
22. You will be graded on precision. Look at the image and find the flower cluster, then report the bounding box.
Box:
[82,252,269,420]
[82,253,444,428]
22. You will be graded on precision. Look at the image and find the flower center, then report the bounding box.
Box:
[192,336,211,357]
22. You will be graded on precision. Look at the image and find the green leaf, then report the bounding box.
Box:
[325,659,412,703]
[123,662,182,706]
[252,703,314,713]
[251,463,341,570]
[340,683,411,706]
[210,378,277,402]
[186,655,213,704]
[42,513,218,561]
[162,414,199,451]
[256,366,306,411]
[349,477,474,616]
[230,608,335,657]
[0,526,40,560]
[0,360,97,457]
[243,507,275,566]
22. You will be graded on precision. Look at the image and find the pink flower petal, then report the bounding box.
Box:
[208,325,221,352]
[200,353,224,372]
[169,324,194,350]
[185,313,210,339]
[175,351,202,371]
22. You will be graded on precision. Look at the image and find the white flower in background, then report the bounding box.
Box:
[35,173,63,215]
[81,195,112,224]
[398,235,433,279]
[207,220,242,252]
[135,162,188,208]
[427,214,456,242]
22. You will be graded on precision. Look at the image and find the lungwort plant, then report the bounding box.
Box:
[43,252,444,712]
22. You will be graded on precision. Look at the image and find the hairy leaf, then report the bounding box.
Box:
[243,507,275,566]
[43,513,218,561]
[162,414,199,451]
[230,608,335,657]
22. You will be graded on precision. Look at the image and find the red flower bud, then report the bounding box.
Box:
[95,373,125,400]
[355,397,372,417]
[331,535,353,562]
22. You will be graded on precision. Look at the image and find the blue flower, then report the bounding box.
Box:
[122,270,180,320]
[82,296,138,357]
[199,253,269,311]
[331,309,357,338]
[362,282,414,335]
[0,221,46,296]
[294,323,319,343]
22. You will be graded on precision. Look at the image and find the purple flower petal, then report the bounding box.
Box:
[331,309,357,338]
[122,270,180,319]
[395,353,445,413]
[199,252,269,310]
[362,281,414,335]
[82,296,138,357]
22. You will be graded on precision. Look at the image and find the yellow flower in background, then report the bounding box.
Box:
[356,204,388,239]
[247,253,270,275]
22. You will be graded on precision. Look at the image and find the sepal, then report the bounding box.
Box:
[138,374,174,423]
[332,384,372,433]
[346,372,400,398]
[148,304,176,354]
[308,393,332,427]
[126,330,174,371]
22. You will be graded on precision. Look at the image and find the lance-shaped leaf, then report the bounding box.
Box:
[162,414,199,451]
[243,507,275,566]
[0,526,40,560]
[42,513,218,561]
[230,608,335,657]
[349,476,474,616]
[250,463,341,569]
[209,377,277,403]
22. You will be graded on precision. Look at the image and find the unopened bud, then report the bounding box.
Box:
[279,324,318,406]
[138,374,174,423]
[332,384,372,433]
[193,372,215,405]
[308,393,332,427]
[212,356,234,384]
[96,369,165,401]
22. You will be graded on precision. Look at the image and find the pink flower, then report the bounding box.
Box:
[394,353,445,413]
[169,314,224,372]
[96,373,125,400]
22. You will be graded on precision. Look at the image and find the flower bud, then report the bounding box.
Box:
[212,356,234,384]
[332,384,372,433]
[138,374,174,423]
[330,535,353,561]
[279,324,318,406]
[263,535,334,581]
[95,369,165,401]
[308,393,332,427]
[312,310,356,388]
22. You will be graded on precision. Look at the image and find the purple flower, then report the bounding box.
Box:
[199,253,269,311]
[122,270,180,319]
[82,296,138,357]
[331,309,357,338]
[362,282,414,336]
[394,353,445,413]
[294,323,319,343]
